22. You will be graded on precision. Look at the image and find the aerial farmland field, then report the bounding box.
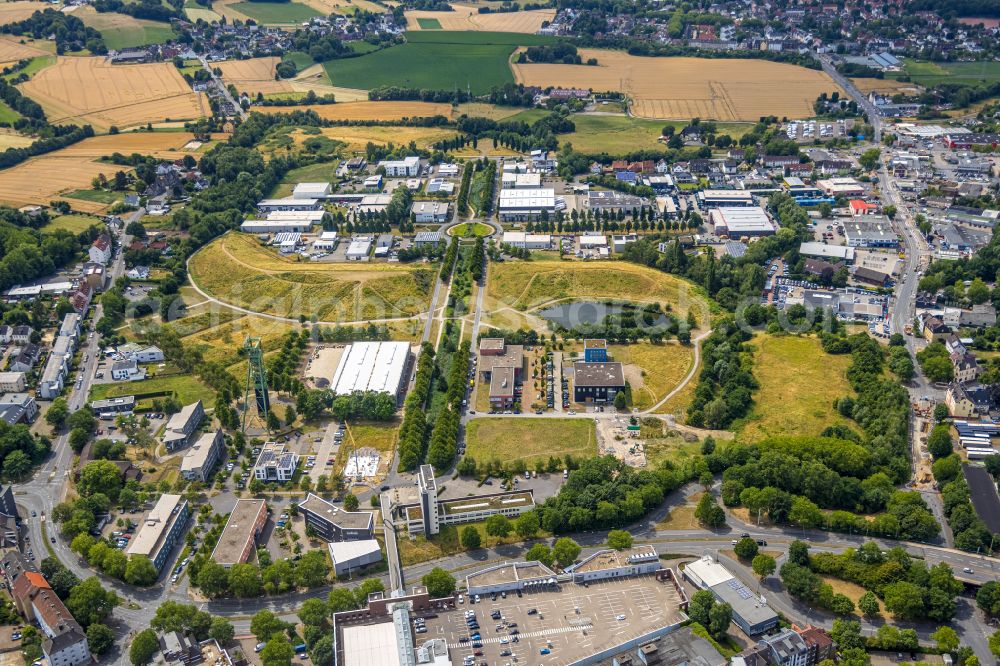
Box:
[323,31,555,95]
[75,6,175,51]
[0,2,49,27]
[512,49,843,121]
[217,57,294,96]
[405,4,556,33]
[19,56,208,131]
[189,233,438,322]
[0,154,130,212]
[294,100,455,121]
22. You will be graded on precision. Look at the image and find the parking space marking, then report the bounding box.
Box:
[447,623,592,649]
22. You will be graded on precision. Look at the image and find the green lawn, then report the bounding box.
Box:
[283,51,315,70]
[230,1,321,23]
[269,161,339,197]
[449,222,492,237]
[503,108,551,125]
[739,334,854,441]
[184,5,222,21]
[465,417,597,468]
[0,101,19,124]
[64,189,123,204]
[323,31,555,94]
[43,214,104,235]
[564,114,752,155]
[2,56,54,82]
[416,17,442,29]
[89,373,216,406]
[78,12,176,51]
[892,59,1000,86]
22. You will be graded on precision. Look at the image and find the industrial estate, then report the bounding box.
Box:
[0,1,999,666]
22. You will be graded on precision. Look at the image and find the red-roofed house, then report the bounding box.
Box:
[89,234,112,265]
[849,199,878,216]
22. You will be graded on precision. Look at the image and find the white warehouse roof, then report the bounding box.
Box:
[293,182,331,197]
[266,210,326,223]
[799,242,855,261]
[498,188,555,210]
[330,341,410,396]
[684,555,735,588]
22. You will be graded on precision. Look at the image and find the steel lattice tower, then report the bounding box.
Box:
[241,337,270,432]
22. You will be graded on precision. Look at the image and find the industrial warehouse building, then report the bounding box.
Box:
[843,217,898,247]
[299,493,375,542]
[329,341,411,400]
[697,190,755,208]
[501,231,551,249]
[410,201,449,223]
[682,556,779,636]
[498,188,557,221]
[710,207,776,238]
[212,499,268,568]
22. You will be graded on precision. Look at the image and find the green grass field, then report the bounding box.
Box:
[448,222,492,237]
[892,59,1000,86]
[0,101,20,123]
[230,1,321,23]
[2,55,55,82]
[89,373,216,406]
[503,108,551,125]
[564,114,751,155]
[323,31,555,94]
[739,334,853,441]
[43,214,104,235]
[268,161,340,197]
[283,51,315,70]
[64,189,123,204]
[77,11,175,50]
[416,17,441,29]
[465,418,597,467]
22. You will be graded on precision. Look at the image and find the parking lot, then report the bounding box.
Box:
[412,575,685,666]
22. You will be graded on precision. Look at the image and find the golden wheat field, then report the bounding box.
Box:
[0,35,50,61]
[0,129,33,150]
[0,2,49,26]
[315,125,457,152]
[405,3,555,32]
[217,57,294,95]
[19,56,208,131]
[0,155,129,212]
[512,49,843,121]
[850,77,920,95]
[294,100,454,121]
[54,132,202,159]
[301,0,386,14]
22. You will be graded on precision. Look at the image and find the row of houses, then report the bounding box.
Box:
[39,313,82,400]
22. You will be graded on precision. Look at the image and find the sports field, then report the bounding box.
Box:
[512,49,843,121]
[0,1,49,26]
[189,232,437,322]
[464,417,596,467]
[296,100,455,121]
[405,4,555,33]
[322,31,555,95]
[75,6,174,50]
[485,260,710,326]
[19,56,207,131]
[0,155,128,212]
[740,334,853,441]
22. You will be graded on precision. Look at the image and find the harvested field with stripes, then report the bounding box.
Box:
[217,57,293,95]
[512,49,842,121]
[0,35,50,61]
[19,56,208,131]
[0,155,128,213]
[51,132,203,159]
[405,4,555,32]
[293,100,454,121]
[0,2,49,26]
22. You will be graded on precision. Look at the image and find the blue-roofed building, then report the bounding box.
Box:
[615,171,638,184]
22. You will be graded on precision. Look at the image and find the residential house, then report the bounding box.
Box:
[89,234,112,265]
[180,429,225,482]
[922,316,950,342]
[10,326,31,345]
[110,359,144,382]
[9,344,39,373]
[0,372,26,393]
[0,394,37,425]
[953,353,979,384]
